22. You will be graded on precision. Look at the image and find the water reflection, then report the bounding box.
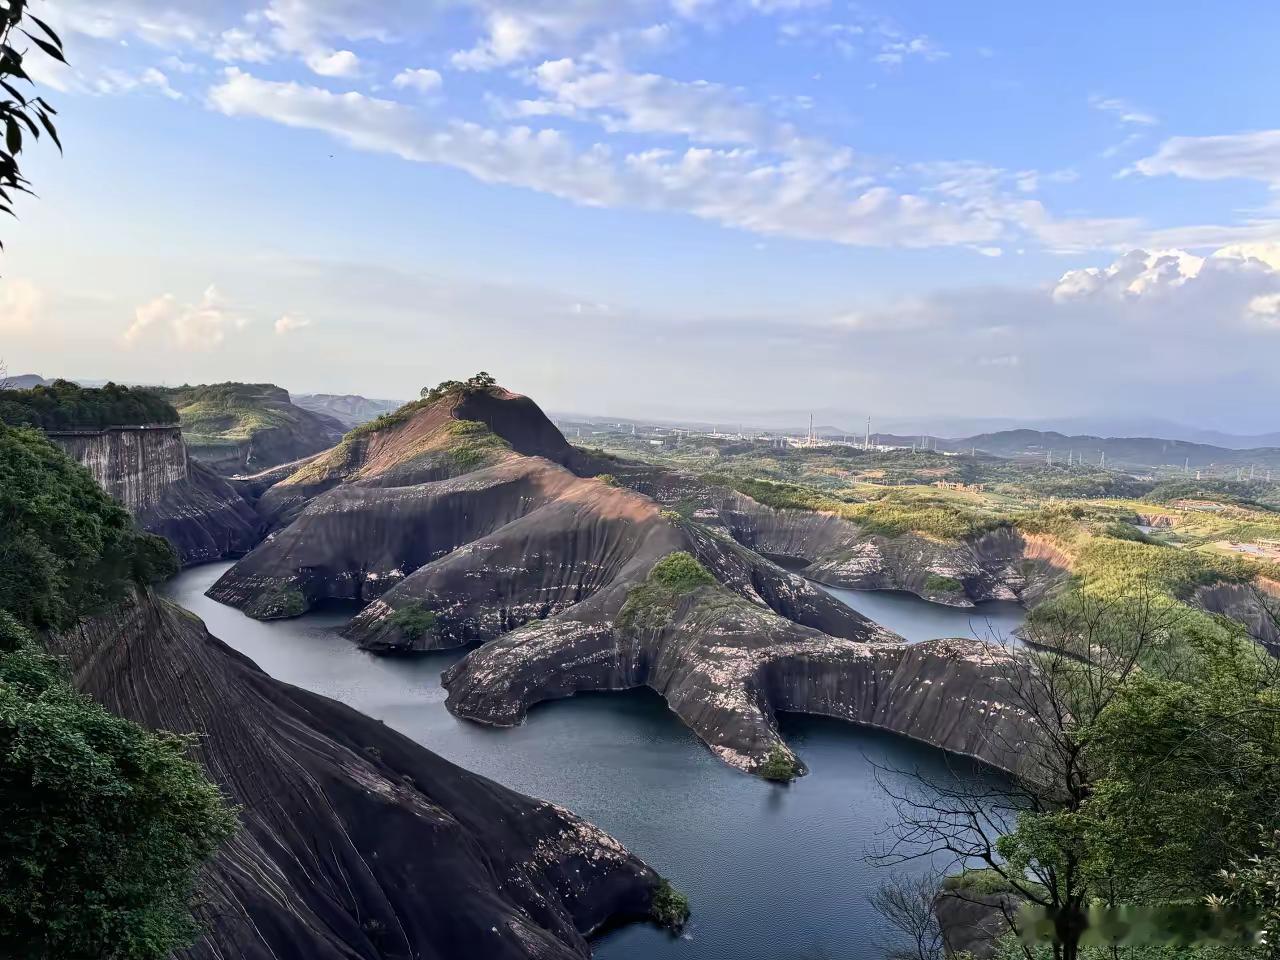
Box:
[163,562,1001,960]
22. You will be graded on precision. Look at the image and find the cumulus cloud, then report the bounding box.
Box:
[1135,129,1280,185]
[123,284,247,350]
[305,48,361,77]
[0,279,44,332]
[393,67,443,93]
[1052,245,1280,335]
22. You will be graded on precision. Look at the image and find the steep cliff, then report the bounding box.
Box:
[48,425,262,566]
[50,588,663,960]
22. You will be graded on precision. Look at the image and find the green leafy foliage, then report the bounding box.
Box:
[388,603,438,640]
[0,380,178,431]
[648,551,716,590]
[157,383,298,442]
[758,745,800,782]
[596,473,620,487]
[0,426,235,959]
[617,552,716,632]
[0,613,237,960]
[0,0,64,243]
[0,425,178,630]
[924,574,963,593]
[650,878,691,932]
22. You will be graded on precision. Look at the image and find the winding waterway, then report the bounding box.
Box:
[164,563,1008,960]
[820,585,1026,646]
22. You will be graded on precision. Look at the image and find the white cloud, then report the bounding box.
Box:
[275,313,312,334]
[123,284,245,350]
[1090,95,1158,126]
[393,67,444,94]
[0,279,44,332]
[1248,293,1280,326]
[214,27,276,64]
[1053,245,1280,334]
[305,48,361,77]
[208,69,1024,248]
[525,58,785,146]
[1135,129,1280,185]
[93,67,184,100]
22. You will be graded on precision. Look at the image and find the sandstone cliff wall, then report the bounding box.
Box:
[49,425,188,512]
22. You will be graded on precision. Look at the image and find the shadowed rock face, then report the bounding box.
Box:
[1193,579,1280,653]
[50,589,660,960]
[212,384,1035,780]
[50,426,263,566]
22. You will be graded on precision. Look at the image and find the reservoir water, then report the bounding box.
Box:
[820,585,1026,646]
[164,563,1002,960]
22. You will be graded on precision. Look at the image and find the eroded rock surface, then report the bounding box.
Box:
[51,589,661,960]
[50,425,263,565]
[211,384,1037,779]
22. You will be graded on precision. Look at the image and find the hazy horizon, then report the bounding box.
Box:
[4,1,1280,431]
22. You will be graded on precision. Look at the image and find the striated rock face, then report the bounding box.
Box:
[442,588,1027,777]
[49,426,262,566]
[50,589,661,960]
[211,384,1036,779]
[49,425,189,512]
[1193,579,1280,654]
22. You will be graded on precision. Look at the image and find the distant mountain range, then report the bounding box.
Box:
[866,429,1280,473]
[1,373,48,389]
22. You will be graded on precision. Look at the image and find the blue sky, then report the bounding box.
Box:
[4,0,1280,430]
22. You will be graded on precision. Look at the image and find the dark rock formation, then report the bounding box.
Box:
[50,588,662,960]
[601,475,1072,608]
[1193,579,1280,654]
[934,888,1018,958]
[210,384,1036,779]
[48,425,262,566]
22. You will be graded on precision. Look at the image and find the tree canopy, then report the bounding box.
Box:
[0,380,179,431]
[0,424,235,958]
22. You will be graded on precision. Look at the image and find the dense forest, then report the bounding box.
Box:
[0,380,178,431]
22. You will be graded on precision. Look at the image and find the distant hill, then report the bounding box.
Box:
[943,429,1280,474]
[0,373,48,389]
[158,382,345,475]
[293,392,402,428]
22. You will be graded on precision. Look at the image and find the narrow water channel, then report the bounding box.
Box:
[819,584,1026,645]
[163,563,1001,960]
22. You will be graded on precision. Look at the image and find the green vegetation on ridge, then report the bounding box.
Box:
[0,380,178,431]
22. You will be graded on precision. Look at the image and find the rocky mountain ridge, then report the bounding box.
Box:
[210,382,1035,778]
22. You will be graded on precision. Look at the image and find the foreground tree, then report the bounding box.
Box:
[0,0,63,239]
[874,589,1280,960]
[0,425,237,959]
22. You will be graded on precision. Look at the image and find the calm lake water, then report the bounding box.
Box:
[820,585,1026,646]
[164,563,999,960]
